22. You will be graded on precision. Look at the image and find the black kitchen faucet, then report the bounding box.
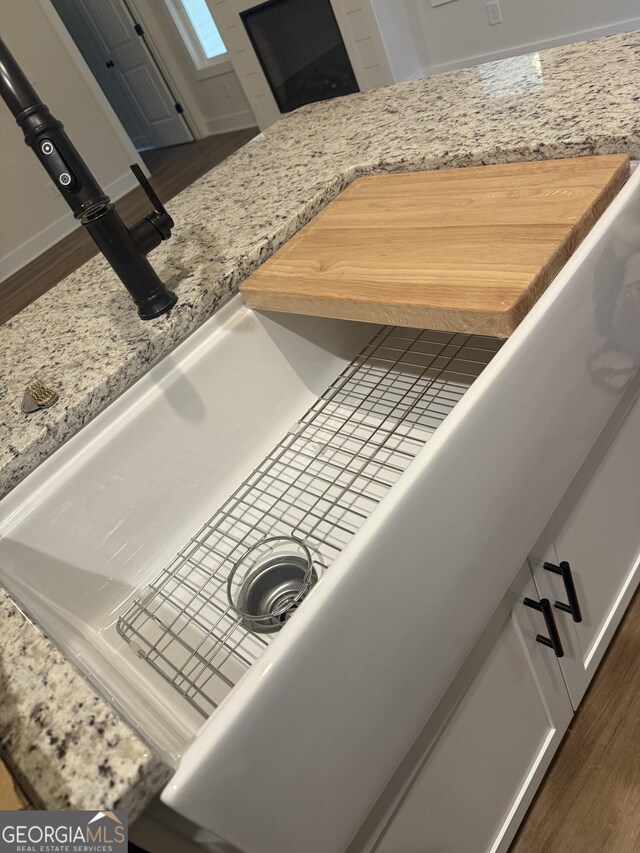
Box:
[0,35,178,320]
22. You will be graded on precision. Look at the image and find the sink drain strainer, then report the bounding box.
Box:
[227,536,318,634]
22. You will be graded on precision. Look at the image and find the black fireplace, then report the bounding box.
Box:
[240,0,359,114]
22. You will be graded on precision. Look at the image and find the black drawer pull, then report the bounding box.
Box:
[543,561,583,623]
[524,597,564,657]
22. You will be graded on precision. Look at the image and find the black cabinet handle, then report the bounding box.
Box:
[524,597,564,657]
[106,60,114,68]
[543,561,582,623]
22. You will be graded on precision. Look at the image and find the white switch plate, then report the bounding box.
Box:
[486,0,503,24]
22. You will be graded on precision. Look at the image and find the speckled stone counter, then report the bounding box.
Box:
[0,589,171,816]
[0,31,639,819]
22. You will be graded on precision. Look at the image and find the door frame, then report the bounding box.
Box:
[124,0,202,140]
[123,0,197,141]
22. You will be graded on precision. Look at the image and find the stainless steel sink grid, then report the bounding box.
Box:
[117,325,502,717]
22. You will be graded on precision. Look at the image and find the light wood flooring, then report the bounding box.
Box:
[0,128,257,325]
[511,587,640,852]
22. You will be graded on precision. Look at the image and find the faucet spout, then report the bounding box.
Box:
[0,35,178,320]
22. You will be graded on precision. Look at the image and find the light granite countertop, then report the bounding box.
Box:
[1,31,639,822]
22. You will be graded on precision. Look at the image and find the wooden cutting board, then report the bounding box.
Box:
[241,155,630,337]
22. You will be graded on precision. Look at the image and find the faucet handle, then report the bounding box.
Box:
[130,163,174,228]
[129,163,174,254]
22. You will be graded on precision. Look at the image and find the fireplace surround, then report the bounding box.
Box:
[211,0,399,129]
[240,0,359,113]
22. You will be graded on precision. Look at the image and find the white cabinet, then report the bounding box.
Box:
[366,563,572,853]
[529,382,640,706]
[361,381,640,853]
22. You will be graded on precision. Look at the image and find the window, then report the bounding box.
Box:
[166,0,228,70]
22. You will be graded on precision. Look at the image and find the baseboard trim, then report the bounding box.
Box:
[202,110,257,136]
[422,18,640,77]
[0,170,139,283]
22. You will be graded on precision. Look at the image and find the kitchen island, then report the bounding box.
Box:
[1,29,640,829]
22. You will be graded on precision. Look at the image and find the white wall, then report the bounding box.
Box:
[370,1,423,81]
[0,0,144,283]
[132,0,255,136]
[371,0,640,77]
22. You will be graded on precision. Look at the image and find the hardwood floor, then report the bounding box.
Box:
[0,128,257,325]
[511,587,640,853]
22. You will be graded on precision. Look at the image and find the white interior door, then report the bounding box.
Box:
[51,0,193,150]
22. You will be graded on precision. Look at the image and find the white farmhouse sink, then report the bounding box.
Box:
[0,297,497,753]
[0,305,384,753]
[2,164,640,853]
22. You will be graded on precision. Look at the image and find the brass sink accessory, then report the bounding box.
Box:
[22,378,59,413]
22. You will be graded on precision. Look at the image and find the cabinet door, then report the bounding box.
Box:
[369,564,572,853]
[530,384,640,707]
